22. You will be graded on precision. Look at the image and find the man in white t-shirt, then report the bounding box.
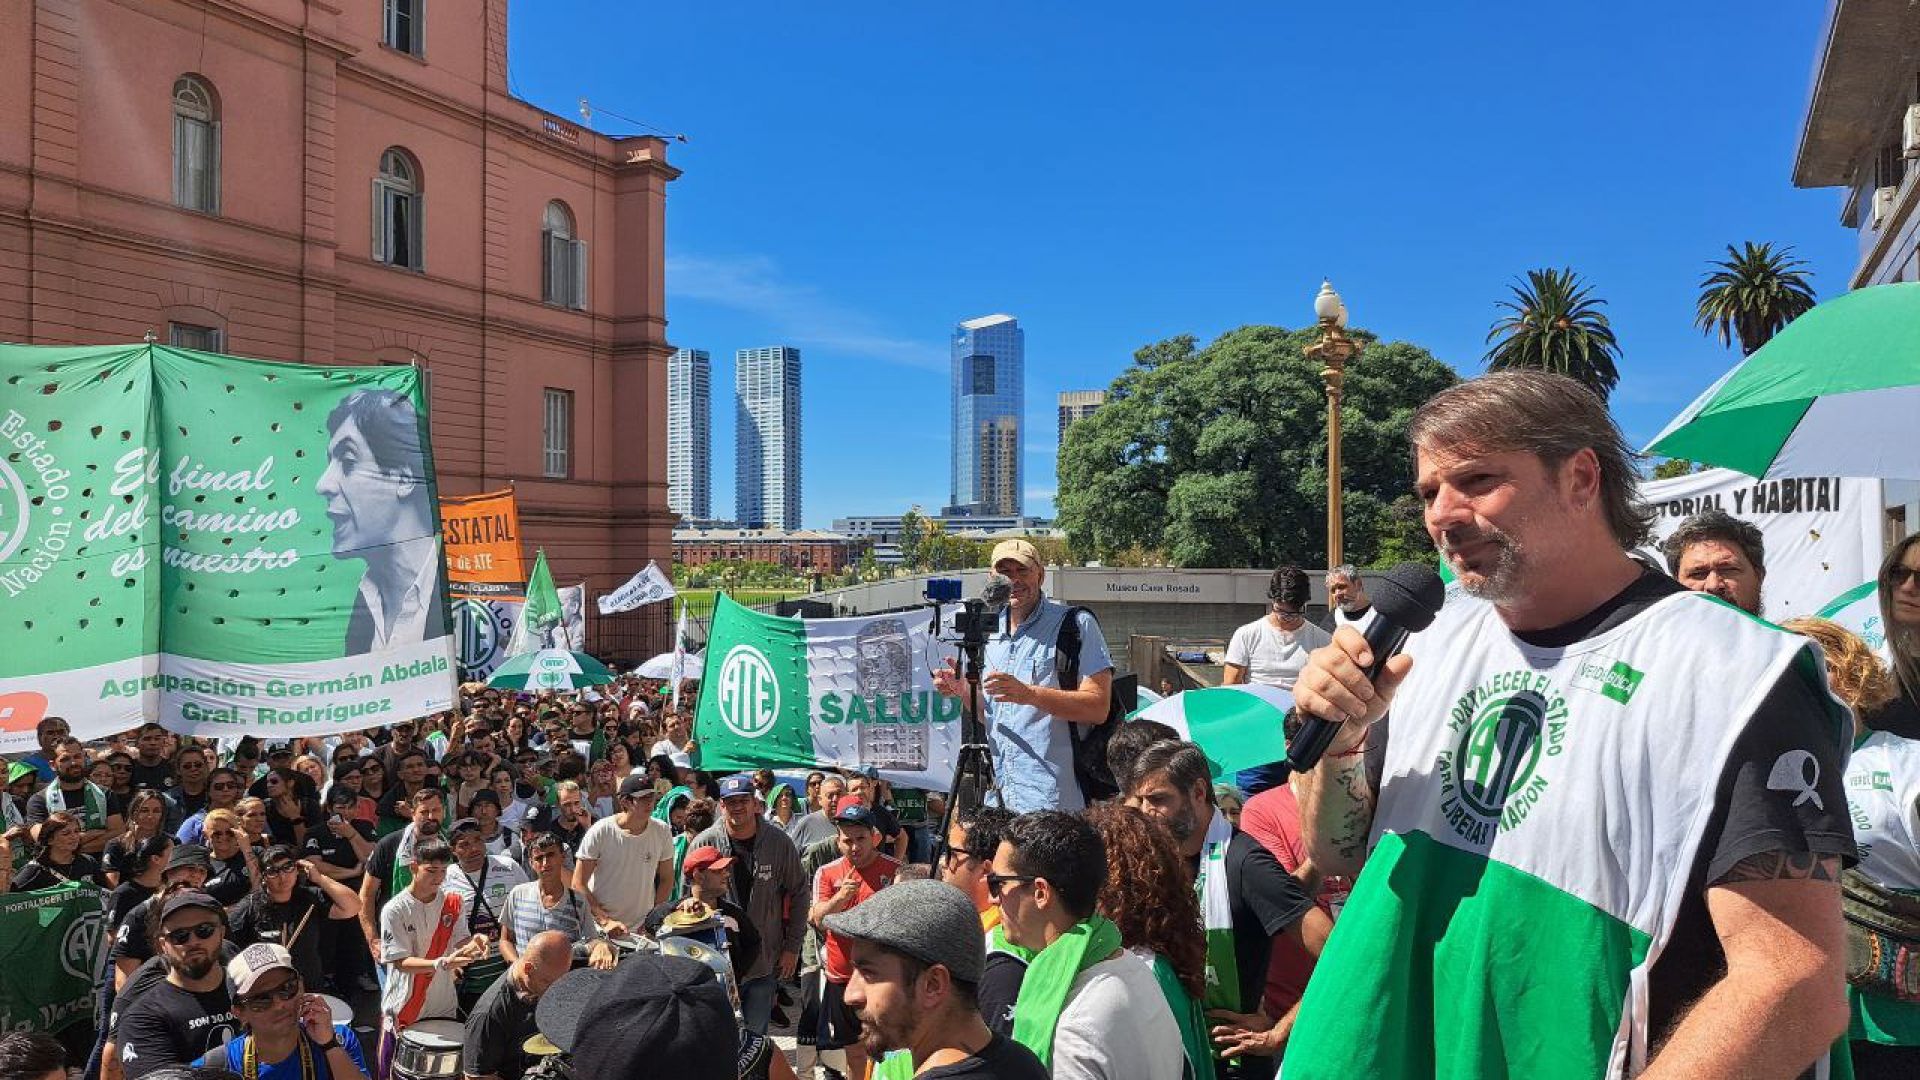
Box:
[572,776,673,929]
[1326,563,1379,634]
[1224,566,1333,690]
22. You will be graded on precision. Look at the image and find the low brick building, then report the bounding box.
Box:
[673,528,868,576]
[0,0,680,655]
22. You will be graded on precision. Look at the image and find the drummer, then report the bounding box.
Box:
[499,833,619,971]
[446,818,531,1014]
[642,846,760,979]
[195,943,370,1079]
[460,930,572,1080]
[378,837,487,1080]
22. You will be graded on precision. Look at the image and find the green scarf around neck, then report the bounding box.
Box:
[1150,952,1218,1080]
[1011,915,1122,1069]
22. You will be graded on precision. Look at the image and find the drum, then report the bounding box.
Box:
[606,932,651,962]
[394,1018,465,1080]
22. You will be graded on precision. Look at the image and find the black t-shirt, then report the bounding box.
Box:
[229,884,331,990]
[1363,569,1854,1047]
[170,784,210,820]
[916,1032,1051,1079]
[1868,687,1920,741]
[730,829,759,903]
[462,971,538,1080]
[1218,829,1313,1012]
[527,805,589,852]
[266,798,324,847]
[116,979,239,1078]
[128,760,175,793]
[112,895,163,967]
[203,853,253,907]
[107,881,157,937]
[978,950,1026,1039]
[25,784,105,825]
[364,829,409,910]
[11,853,107,891]
[109,944,241,1037]
[305,817,375,888]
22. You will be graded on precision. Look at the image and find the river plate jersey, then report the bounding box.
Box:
[1283,587,1850,1079]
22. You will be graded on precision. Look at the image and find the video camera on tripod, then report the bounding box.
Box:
[923,575,1011,861]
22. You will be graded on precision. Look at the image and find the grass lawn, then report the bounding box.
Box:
[675,587,806,619]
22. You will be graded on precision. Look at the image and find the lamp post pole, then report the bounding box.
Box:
[1305,280,1359,570]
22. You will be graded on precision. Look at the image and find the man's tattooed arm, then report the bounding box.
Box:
[1710,850,1840,886]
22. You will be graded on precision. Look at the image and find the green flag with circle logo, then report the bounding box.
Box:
[693,595,963,789]
[0,882,107,1033]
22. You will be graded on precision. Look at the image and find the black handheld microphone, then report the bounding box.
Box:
[1285,563,1446,772]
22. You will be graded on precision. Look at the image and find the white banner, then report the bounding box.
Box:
[597,561,677,615]
[1639,469,1884,622]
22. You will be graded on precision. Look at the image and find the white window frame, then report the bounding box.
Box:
[543,388,573,479]
[541,201,587,309]
[172,77,219,213]
[384,0,424,57]
[373,149,424,271]
[167,322,224,352]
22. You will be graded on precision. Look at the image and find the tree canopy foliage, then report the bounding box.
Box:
[1056,326,1457,569]
[1485,267,1622,402]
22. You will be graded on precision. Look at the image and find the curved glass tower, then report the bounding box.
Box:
[948,314,1023,517]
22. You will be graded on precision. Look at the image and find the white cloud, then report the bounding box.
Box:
[668,253,946,372]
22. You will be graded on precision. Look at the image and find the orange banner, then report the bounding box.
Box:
[441,489,525,599]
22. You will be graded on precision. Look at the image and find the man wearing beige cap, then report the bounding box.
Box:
[933,539,1113,812]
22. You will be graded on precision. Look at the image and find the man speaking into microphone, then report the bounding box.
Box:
[933,540,1113,812]
[1285,372,1852,1080]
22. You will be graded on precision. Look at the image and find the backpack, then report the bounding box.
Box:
[1053,606,1126,802]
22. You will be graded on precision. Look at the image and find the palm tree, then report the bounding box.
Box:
[1484,267,1622,402]
[1695,242,1817,355]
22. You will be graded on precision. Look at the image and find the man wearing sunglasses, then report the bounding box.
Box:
[114,890,240,1078]
[937,804,1023,1038]
[195,943,369,1079]
[1225,566,1334,795]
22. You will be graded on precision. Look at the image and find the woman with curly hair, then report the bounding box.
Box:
[1783,617,1920,1078]
[1083,802,1216,1080]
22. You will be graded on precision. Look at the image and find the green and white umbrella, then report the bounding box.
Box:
[487,649,616,692]
[1130,684,1293,779]
[1646,282,1920,479]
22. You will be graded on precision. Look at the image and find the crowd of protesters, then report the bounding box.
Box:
[5,372,1920,1080]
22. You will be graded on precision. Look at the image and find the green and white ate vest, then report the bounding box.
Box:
[1284,589,1843,1079]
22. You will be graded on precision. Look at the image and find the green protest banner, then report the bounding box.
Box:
[0,343,456,750]
[0,883,107,1035]
[693,595,963,790]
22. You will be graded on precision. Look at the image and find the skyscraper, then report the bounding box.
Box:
[949,314,1024,517]
[1057,390,1107,444]
[735,345,802,529]
[667,348,712,520]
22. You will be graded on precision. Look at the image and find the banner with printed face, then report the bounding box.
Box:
[0,343,456,751]
[441,489,525,599]
[1638,468,1884,622]
[694,595,962,790]
[0,883,108,1034]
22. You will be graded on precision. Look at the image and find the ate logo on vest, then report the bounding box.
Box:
[716,644,781,740]
[1437,671,1570,846]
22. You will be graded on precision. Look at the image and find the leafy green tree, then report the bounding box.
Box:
[1650,458,1700,481]
[1695,242,1817,356]
[1485,268,1622,401]
[897,507,927,572]
[1057,325,1457,568]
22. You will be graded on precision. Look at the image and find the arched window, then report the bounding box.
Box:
[541,200,586,308]
[373,148,423,270]
[172,76,220,213]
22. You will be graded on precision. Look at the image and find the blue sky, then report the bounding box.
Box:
[508,2,1857,529]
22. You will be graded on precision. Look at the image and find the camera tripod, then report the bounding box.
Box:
[933,632,996,868]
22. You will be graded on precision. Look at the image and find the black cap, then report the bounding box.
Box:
[166,844,212,874]
[159,889,224,922]
[618,775,659,800]
[467,788,502,810]
[535,954,736,1079]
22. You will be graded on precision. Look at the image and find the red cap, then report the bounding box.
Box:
[682,846,735,875]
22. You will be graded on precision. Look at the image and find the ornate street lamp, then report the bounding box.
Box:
[1305,280,1360,569]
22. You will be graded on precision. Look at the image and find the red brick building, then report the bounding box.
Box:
[673,529,868,576]
[0,0,679,656]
